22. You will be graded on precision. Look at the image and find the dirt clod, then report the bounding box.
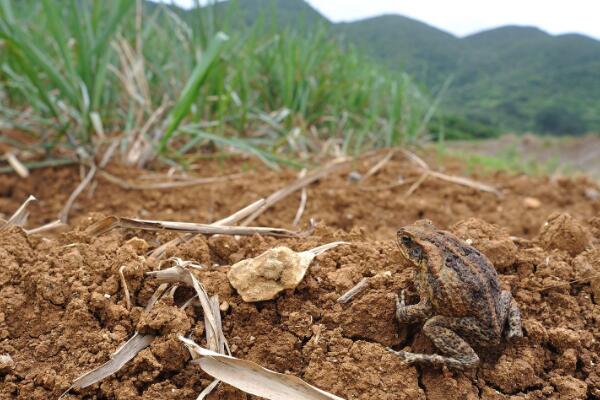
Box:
[538,212,591,256]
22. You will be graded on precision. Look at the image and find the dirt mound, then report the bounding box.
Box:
[0,152,600,399]
[1,151,599,239]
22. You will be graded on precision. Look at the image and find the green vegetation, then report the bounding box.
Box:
[337,18,600,135]
[205,0,600,136]
[459,149,562,176]
[0,0,432,167]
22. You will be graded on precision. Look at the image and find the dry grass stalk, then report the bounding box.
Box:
[359,150,395,183]
[241,157,351,226]
[25,219,65,235]
[337,277,370,304]
[5,152,29,178]
[145,283,169,312]
[58,164,97,224]
[400,148,501,196]
[98,170,245,190]
[148,198,266,261]
[357,177,410,192]
[85,215,310,238]
[180,337,345,400]
[293,168,308,226]
[399,148,430,170]
[148,258,230,397]
[0,195,36,231]
[118,266,132,310]
[147,258,229,355]
[403,172,429,199]
[99,139,120,168]
[535,273,600,292]
[427,170,502,196]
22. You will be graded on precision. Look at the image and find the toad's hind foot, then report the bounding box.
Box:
[499,290,523,340]
[506,299,523,340]
[388,348,479,370]
[391,315,481,370]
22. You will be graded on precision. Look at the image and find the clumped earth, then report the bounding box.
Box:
[0,152,599,399]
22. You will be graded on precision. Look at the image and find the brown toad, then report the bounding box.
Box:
[391,220,522,369]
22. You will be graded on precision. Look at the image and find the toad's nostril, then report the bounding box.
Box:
[401,235,412,245]
[410,246,422,259]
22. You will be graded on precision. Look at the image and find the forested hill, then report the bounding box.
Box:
[155,0,600,136]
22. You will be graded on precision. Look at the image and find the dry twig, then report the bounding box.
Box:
[98,170,245,190]
[241,158,351,226]
[359,150,395,184]
[118,266,132,310]
[403,172,429,199]
[357,177,410,192]
[85,216,310,238]
[5,152,29,178]
[59,164,97,224]
[0,195,36,231]
[293,169,308,226]
[399,148,501,196]
[337,278,370,304]
[535,274,600,292]
[25,219,65,235]
[148,198,266,260]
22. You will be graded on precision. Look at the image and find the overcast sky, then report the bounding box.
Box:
[166,0,600,39]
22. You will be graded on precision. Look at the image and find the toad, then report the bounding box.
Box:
[391,220,522,369]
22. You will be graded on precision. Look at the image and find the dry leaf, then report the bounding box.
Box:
[180,337,345,400]
[62,333,154,395]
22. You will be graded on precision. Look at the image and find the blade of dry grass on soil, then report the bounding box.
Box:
[241,157,352,226]
[180,337,345,400]
[85,216,311,238]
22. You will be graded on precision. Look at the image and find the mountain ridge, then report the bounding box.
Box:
[154,0,600,135]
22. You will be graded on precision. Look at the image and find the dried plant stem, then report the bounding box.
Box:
[357,178,410,192]
[0,158,75,174]
[5,152,29,178]
[97,170,245,190]
[359,150,395,183]
[403,172,429,199]
[59,164,97,224]
[25,219,65,235]
[399,148,501,196]
[399,148,429,170]
[337,277,369,304]
[86,216,309,238]
[427,170,501,196]
[4,195,36,229]
[535,274,600,292]
[118,266,132,310]
[241,157,351,226]
[293,169,308,226]
[148,199,266,260]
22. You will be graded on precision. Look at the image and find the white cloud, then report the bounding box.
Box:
[162,0,600,39]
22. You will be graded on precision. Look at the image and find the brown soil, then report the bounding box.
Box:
[0,151,599,399]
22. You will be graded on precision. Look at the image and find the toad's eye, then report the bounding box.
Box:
[410,246,422,259]
[401,235,412,246]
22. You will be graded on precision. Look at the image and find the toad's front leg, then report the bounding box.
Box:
[395,290,433,325]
